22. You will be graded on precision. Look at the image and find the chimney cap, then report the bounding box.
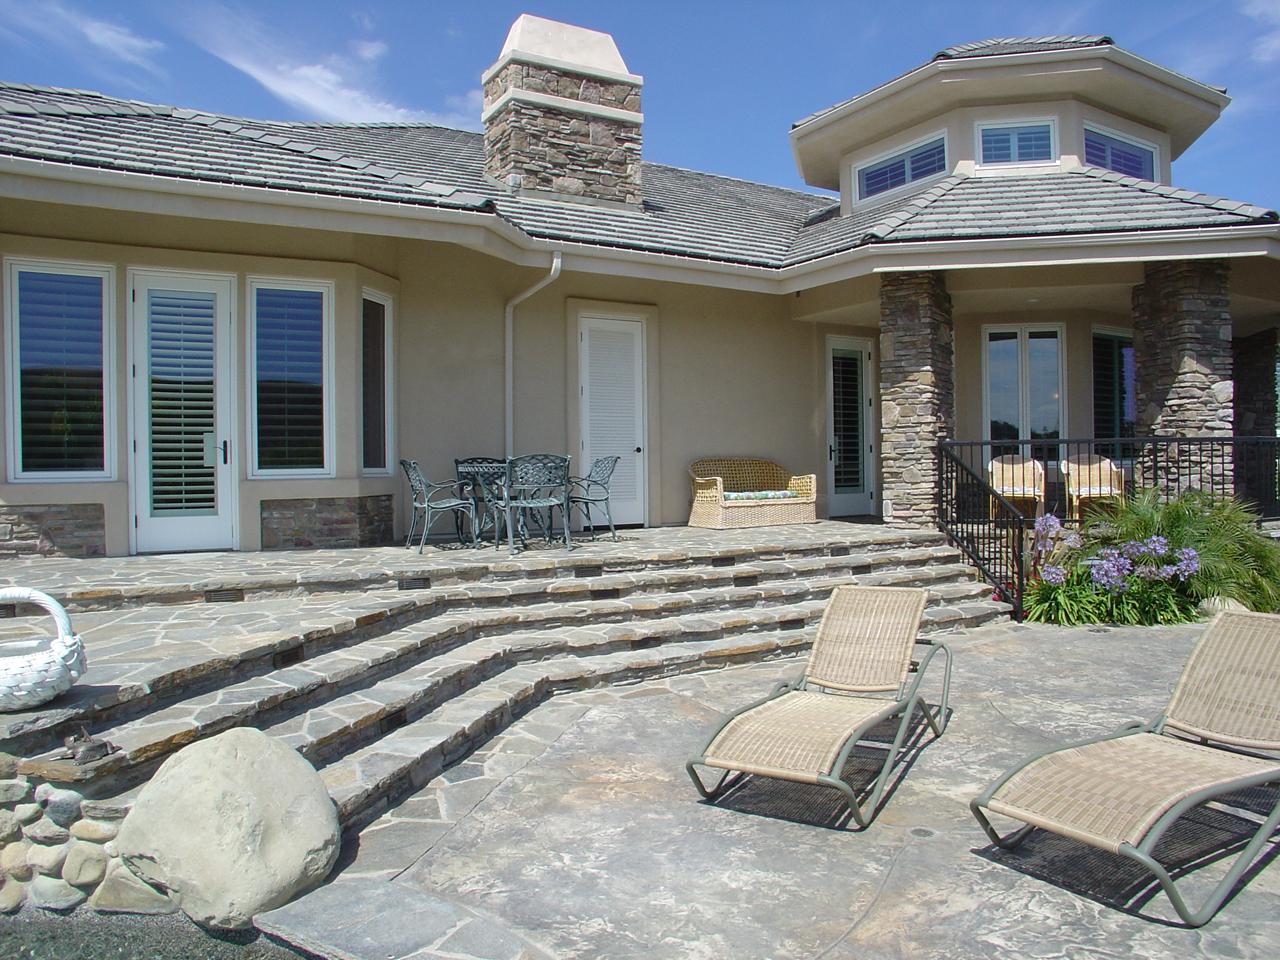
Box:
[484,14,642,86]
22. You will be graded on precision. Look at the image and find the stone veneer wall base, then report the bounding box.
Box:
[0,504,106,558]
[261,495,394,551]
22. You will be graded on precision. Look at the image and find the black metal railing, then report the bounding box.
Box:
[936,436,1280,619]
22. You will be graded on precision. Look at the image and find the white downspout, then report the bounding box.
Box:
[504,252,562,458]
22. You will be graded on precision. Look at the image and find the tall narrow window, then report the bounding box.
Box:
[1092,333,1136,440]
[250,280,331,474]
[984,326,1063,442]
[1084,127,1155,180]
[361,293,391,473]
[5,260,112,479]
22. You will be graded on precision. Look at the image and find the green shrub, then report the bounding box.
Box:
[1023,488,1280,625]
[1082,489,1280,614]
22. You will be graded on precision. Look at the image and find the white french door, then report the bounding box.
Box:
[579,315,646,527]
[130,271,236,552]
[826,336,876,516]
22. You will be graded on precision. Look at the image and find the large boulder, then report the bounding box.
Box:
[116,728,340,929]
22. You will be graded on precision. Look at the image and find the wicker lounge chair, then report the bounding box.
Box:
[686,586,951,828]
[971,610,1280,927]
[687,457,817,529]
[1061,452,1124,520]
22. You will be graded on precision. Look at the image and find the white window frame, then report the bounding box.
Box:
[359,287,395,477]
[246,276,336,479]
[4,256,117,483]
[980,323,1068,443]
[852,129,949,206]
[974,118,1058,168]
[1082,122,1160,181]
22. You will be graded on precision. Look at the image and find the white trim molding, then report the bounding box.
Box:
[245,275,336,480]
[4,255,116,483]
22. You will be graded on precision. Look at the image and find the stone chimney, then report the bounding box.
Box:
[482,15,643,207]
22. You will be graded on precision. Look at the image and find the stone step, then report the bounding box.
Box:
[17,563,989,786]
[4,549,977,757]
[43,587,1009,826]
[10,528,950,613]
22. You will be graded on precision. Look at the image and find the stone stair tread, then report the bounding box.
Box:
[8,528,952,611]
[11,552,985,755]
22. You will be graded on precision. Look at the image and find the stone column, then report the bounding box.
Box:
[879,272,954,526]
[1131,259,1233,494]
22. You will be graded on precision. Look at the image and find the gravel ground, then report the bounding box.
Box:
[0,907,311,960]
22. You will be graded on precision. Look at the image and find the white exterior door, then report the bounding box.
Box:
[579,315,646,526]
[130,272,236,552]
[827,336,876,516]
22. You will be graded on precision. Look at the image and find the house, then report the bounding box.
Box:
[0,16,1276,557]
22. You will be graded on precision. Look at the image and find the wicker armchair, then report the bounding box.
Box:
[688,457,817,529]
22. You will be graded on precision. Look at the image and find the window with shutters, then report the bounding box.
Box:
[1092,331,1136,441]
[248,278,334,477]
[978,121,1055,165]
[360,290,394,475]
[856,134,947,201]
[1083,126,1156,180]
[4,258,115,481]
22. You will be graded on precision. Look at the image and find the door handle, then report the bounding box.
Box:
[221,440,229,465]
[829,444,835,461]
[635,446,642,453]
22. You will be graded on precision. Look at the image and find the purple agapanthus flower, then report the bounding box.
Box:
[1034,514,1062,537]
[1121,540,1146,560]
[1062,531,1083,550]
[1091,548,1133,593]
[1144,535,1169,557]
[1041,565,1067,586]
[1175,547,1200,580]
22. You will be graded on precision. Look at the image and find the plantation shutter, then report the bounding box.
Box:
[16,270,106,473]
[584,320,642,509]
[255,287,325,470]
[147,289,216,513]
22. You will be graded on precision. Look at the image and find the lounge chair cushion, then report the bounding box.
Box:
[701,690,894,783]
[722,490,799,501]
[996,487,1043,497]
[1072,486,1120,497]
[986,732,1280,854]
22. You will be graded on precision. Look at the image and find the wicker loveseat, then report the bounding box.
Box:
[688,457,817,529]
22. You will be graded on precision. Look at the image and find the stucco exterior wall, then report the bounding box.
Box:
[0,203,850,550]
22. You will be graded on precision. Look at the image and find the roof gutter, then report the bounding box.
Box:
[504,252,562,458]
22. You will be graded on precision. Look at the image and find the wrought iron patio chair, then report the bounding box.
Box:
[495,454,573,555]
[971,610,1280,927]
[399,458,476,553]
[568,455,621,541]
[687,586,951,829]
[455,457,507,545]
[1061,452,1125,521]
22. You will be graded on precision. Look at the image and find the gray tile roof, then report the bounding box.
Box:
[934,36,1112,60]
[0,82,1274,273]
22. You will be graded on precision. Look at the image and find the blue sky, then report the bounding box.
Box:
[0,1,1277,205]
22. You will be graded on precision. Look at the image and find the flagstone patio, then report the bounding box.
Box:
[259,619,1280,960]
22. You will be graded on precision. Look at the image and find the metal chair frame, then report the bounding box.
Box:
[494,454,573,555]
[569,455,621,541]
[399,458,476,552]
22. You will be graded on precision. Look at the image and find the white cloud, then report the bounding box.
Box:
[1243,0,1280,61]
[182,4,481,128]
[0,0,165,83]
[352,39,387,63]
